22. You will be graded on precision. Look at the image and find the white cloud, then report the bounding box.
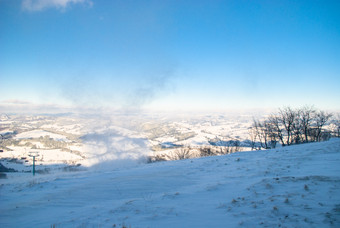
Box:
[22,0,93,12]
[1,99,33,105]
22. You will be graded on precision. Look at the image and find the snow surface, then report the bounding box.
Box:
[15,130,69,142]
[2,146,84,168]
[1,139,339,227]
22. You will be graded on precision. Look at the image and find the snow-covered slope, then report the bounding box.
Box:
[14,130,69,141]
[1,139,340,227]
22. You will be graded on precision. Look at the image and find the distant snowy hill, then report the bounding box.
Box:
[0,114,9,121]
[1,139,340,227]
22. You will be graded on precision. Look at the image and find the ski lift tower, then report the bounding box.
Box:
[28,151,40,176]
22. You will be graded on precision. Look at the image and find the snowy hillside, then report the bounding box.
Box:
[1,138,339,227]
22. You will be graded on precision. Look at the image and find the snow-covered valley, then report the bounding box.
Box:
[0,113,255,171]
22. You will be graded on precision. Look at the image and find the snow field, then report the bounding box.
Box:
[15,130,69,142]
[1,146,84,172]
[1,138,339,227]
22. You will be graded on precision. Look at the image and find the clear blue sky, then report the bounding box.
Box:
[1,0,340,112]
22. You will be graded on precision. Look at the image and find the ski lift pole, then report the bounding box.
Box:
[29,152,39,176]
[32,155,36,176]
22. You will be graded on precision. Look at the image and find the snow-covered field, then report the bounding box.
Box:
[1,138,339,227]
[15,130,70,141]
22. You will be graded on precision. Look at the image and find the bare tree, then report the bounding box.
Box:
[328,113,340,138]
[248,126,257,150]
[266,121,278,148]
[314,111,333,142]
[250,119,277,150]
[172,147,192,160]
[334,114,340,137]
[252,119,265,149]
[232,140,241,152]
[268,115,285,147]
[279,107,297,145]
[299,106,316,143]
[199,146,216,157]
[292,109,303,144]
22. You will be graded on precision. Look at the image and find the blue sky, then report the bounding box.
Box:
[1,0,340,112]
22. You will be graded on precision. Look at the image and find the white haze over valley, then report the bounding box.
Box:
[0,112,258,169]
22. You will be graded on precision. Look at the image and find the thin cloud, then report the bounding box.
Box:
[0,101,74,114]
[22,0,93,12]
[1,99,32,105]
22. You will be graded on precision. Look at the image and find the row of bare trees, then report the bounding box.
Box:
[147,143,242,162]
[249,106,335,150]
